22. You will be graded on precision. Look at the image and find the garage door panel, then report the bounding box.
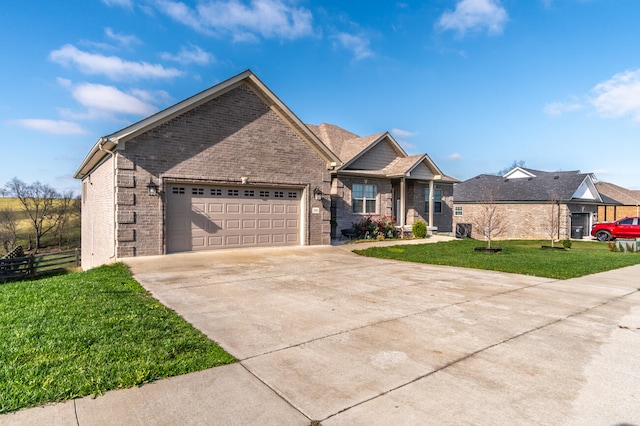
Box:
[208,236,223,246]
[209,220,223,232]
[225,235,240,245]
[242,219,256,229]
[167,185,300,252]
[258,219,271,229]
[226,220,240,229]
[208,203,223,213]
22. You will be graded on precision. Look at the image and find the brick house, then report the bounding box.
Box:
[75,70,455,269]
[453,167,603,240]
[595,181,640,222]
[306,124,457,236]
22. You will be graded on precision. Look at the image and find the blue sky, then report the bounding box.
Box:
[2,0,639,193]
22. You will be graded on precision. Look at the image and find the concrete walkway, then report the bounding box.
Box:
[2,238,639,425]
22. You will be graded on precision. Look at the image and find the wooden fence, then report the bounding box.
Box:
[0,249,81,282]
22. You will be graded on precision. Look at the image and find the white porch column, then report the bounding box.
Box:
[400,177,406,227]
[428,179,434,228]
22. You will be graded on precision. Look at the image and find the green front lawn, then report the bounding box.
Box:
[354,239,640,279]
[0,263,236,414]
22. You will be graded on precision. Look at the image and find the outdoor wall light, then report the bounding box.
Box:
[313,187,323,201]
[147,179,159,196]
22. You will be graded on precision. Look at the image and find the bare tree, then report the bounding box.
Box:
[0,207,19,254]
[471,187,508,249]
[543,191,561,247]
[5,178,68,251]
[53,193,80,250]
[497,160,526,176]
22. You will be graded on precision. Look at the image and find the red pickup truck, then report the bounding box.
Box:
[591,217,640,241]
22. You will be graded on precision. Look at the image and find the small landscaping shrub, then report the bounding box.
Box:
[562,238,572,249]
[412,221,427,239]
[352,215,399,240]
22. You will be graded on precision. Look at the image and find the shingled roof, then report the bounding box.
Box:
[596,181,640,205]
[307,122,458,182]
[454,168,601,203]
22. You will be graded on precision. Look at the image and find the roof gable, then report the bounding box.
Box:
[75,70,340,179]
[340,132,405,170]
[503,167,536,179]
[346,135,403,170]
[572,177,600,201]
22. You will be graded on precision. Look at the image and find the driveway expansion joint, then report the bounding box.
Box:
[239,278,558,362]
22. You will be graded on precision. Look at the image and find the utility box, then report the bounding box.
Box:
[456,223,472,239]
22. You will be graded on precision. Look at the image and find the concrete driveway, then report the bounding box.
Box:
[119,242,640,425]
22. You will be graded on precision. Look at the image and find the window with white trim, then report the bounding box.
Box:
[454,206,463,216]
[352,184,377,214]
[425,188,442,214]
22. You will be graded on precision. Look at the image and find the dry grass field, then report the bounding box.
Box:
[0,198,80,254]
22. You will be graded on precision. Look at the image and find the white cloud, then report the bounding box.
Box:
[12,119,87,135]
[50,44,182,80]
[436,0,508,36]
[102,0,133,8]
[333,32,373,60]
[156,0,314,41]
[590,69,640,121]
[160,45,214,65]
[391,128,417,138]
[447,153,462,161]
[72,83,159,116]
[105,28,141,47]
[543,101,584,116]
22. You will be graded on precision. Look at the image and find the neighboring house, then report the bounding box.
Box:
[595,181,640,221]
[307,124,458,237]
[75,70,454,269]
[453,167,603,240]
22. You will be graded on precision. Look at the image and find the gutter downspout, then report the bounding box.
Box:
[99,138,117,260]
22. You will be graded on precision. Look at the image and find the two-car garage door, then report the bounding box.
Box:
[167,184,301,252]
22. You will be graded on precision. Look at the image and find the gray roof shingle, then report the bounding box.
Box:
[454,168,596,202]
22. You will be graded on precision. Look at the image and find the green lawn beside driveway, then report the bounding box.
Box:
[354,239,640,280]
[0,263,236,414]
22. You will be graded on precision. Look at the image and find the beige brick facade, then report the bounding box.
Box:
[409,182,454,232]
[81,156,115,269]
[80,83,332,267]
[331,178,454,234]
[598,205,640,222]
[453,203,573,240]
[332,177,393,232]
